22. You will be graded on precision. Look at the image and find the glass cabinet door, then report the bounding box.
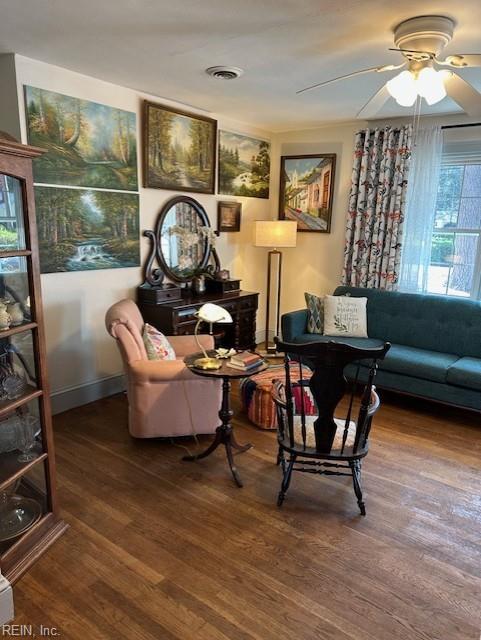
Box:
[0,175,26,252]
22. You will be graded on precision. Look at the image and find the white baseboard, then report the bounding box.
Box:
[51,374,126,415]
[0,573,13,625]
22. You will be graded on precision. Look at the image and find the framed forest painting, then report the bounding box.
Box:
[35,186,140,273]
[24,86,138,191]
[279,154,336,232]
[143,101,216,194]
[218,131,270,199]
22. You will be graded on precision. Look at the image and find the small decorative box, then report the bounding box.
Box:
[137,283,182,304]
[205,279,241,294]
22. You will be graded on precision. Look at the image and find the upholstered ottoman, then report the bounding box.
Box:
[239,362,313,430]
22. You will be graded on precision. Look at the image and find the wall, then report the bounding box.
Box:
[5,55,272,412]
[0,55,21,141]
[269,122,362,318]
[271,111,481,320]
[3,51,479,409]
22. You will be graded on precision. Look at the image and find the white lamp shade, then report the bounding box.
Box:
[254,221,297,248]
[197,303,233,324]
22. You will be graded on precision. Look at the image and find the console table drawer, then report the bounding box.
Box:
[138,290,259,351]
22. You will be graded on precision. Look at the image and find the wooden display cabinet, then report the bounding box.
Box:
[0,135,67,584]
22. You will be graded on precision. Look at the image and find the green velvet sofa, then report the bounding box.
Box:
[281,286,481,411]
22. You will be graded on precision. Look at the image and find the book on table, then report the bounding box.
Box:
[228,351,264,371]
[230,351,263,366]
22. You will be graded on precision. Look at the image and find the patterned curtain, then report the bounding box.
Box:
[341,125,412,290]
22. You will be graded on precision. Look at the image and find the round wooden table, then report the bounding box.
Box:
[183,352,268,487]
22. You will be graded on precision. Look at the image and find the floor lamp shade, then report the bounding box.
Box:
[254,221,297,353]
[254,221,297,248]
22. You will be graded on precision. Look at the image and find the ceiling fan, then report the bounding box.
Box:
[298,15,481,118]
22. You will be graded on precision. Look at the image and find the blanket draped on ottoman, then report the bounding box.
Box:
[239,362,313,430]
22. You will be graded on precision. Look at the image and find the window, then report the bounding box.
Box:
[322,171,330,208]
[427,163,481,298]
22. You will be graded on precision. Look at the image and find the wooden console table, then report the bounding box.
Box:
[138,290,259,351]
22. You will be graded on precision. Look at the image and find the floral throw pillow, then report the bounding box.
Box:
[142,324,176,361]
[304,292,324,334]
[323,295,368,338]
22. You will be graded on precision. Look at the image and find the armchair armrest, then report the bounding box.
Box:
[281,309,308,342]
[168,334,214,357]
[129,359,197,383]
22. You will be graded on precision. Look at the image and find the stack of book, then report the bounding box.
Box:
[228,351,264,372]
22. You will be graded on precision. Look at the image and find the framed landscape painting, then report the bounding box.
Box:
[25,86,138,191]
[218,131,270,199]
[143,101,216,194]
[279,154,336,232]
[34,186,140,273]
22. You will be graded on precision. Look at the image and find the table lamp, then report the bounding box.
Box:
[254,220,297,354]
[194,303,233,370]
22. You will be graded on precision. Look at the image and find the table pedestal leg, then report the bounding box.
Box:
[182,376,252,487]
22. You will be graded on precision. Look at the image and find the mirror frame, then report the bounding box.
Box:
[155,195,212,283]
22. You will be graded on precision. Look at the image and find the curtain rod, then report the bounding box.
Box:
[441,122,481,130]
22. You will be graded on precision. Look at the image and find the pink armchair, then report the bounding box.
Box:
[105,299,221,438]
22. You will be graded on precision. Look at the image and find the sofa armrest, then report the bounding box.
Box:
[129,359,198,383]
[168,334,214,357]
[281,309,308,342]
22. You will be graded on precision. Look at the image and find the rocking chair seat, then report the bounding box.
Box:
[291,416,356,452]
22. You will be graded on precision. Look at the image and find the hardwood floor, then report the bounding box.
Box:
[10,388,481,640]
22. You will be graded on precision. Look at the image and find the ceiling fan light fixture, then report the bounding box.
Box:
[416,67,447,104]
[386,70,417,106]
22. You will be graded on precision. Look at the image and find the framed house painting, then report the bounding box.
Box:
[143,100,217,194]
[279,154,336,232]
[218,131,270,199]
[217,201,241,232]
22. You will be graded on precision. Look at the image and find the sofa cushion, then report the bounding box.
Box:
[446,357,481,391]
[375,344,459,383]
[333,286,481,359]
[293,333,384,350]
[323,295,368,338]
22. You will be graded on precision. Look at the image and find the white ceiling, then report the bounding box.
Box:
[0,0,480,131]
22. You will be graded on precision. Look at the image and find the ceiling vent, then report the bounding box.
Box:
[205,66,244,80]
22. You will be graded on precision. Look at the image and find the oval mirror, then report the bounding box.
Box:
[156,196,212,282]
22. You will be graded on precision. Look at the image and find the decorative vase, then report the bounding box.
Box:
[7,302,24,326]
[193,275,206,295]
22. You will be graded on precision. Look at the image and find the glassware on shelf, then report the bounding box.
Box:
[0,358,28,400]
[17,415,38,463]
[0,485,42,543]
[0,413,23,453]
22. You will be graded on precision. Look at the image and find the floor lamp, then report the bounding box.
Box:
[254,221,297,354]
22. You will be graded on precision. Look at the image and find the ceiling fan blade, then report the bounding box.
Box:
[445,73,481,117]
[437,54,481,68]
[296,63,404,95]
[357,84,391,119]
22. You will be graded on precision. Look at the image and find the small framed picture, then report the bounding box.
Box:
[217,201,241,232]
